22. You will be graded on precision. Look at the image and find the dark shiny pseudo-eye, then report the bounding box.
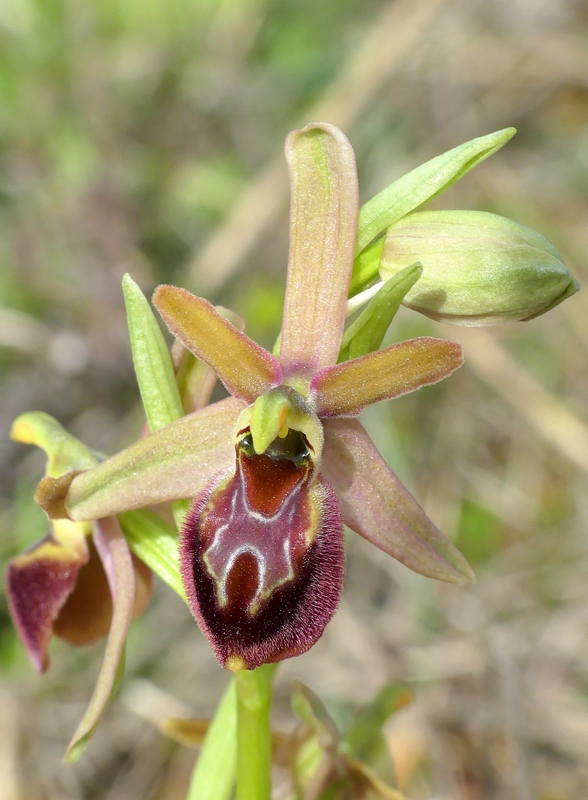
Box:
[179,427,344,671]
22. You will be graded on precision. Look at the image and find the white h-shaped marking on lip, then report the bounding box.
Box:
[203,472,302,613]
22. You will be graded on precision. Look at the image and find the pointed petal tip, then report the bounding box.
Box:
[64,516,137,762]
[397,541,476,587]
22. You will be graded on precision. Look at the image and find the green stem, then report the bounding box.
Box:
[235,664,277,800]
[187,678,238,800]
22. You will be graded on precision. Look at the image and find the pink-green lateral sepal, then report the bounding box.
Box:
[312,337,464,417]
[322,419,474,585]
[154,286,282,403]
[64,397,244,521]
[6,520,90,673]
[65,516,138,762]
[280,123,359,380]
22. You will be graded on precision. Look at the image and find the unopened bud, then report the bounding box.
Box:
[380,210,579,325]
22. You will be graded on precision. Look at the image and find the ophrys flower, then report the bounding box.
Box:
[37,123,473,671]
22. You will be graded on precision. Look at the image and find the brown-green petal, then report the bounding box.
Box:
[65,516,138,762]
[171,306,245,415]
[154,286,282,403]
[312,338,463,418]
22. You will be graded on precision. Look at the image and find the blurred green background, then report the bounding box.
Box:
[1,0,588,797]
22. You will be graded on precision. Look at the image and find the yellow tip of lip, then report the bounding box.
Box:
[226,655,247,673]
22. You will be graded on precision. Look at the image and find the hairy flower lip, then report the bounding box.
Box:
[180,469,344,671]
[6,522,91,673]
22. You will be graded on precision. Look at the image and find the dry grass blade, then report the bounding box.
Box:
[453,327,588,475]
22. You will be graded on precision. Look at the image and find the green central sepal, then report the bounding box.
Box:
[237,385,324,463]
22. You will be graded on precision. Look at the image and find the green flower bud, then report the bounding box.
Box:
[380,210,579,325]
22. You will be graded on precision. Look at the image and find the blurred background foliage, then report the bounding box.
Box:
[1,0,588,797]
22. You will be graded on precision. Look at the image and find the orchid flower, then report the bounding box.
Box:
[6,411,156,760]
[7,412,153,676]
[34,123,474,673]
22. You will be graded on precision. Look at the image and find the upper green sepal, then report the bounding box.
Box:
[237,385,324,463]
[380,210,580,325]
[124,274,196,528]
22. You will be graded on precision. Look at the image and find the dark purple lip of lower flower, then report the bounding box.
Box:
[179,428,344,671]
[6,533,86,673]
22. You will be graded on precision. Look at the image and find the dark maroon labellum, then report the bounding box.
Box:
[180,429,344,670]
[7,545,82,673]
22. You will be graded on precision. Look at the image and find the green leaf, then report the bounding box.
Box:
[123,274,190,527]
[187,679,238,800]
[339,264,422,362]
[291,682,339,747]
[122,273,184,433]
[119,509,185,601]
[351,128,516,292]
[341,683,411,783]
